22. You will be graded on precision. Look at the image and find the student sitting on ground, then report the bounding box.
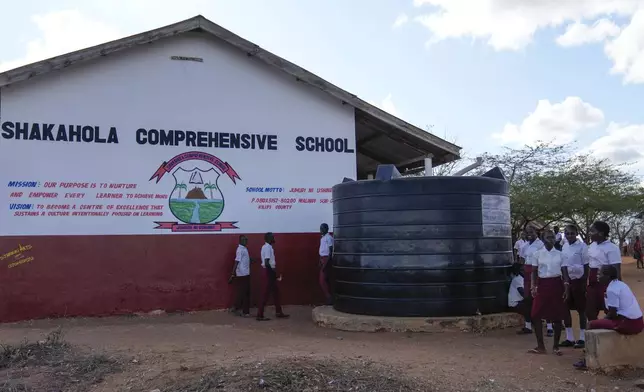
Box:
[508,263,532,334]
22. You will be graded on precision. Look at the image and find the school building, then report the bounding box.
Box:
[0,15,461,322]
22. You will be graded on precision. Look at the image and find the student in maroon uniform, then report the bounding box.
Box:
[560,225,589,349]
[635,236,643,269]
[518,227,543,335]
[256,232,290,321]
[590,264,644,333]
[574,264,643,370]
[585,221,622,323]
[528,229,567,355]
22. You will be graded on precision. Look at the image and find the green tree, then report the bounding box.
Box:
[204,182,218,199]
[174,182,187,198]
[560,155,644,242]
[479,143,644,241]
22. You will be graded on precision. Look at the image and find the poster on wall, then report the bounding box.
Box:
[0,123,356,236]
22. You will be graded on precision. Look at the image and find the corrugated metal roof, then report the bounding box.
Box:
[0,15,461,173]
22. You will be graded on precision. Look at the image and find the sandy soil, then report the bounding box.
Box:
[1,259,643,391]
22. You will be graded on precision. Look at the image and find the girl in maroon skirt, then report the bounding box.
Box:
[519,227,544,335]
[529,229,568,355]
[590,265,643,333]
[573,265,643,370]
[585,221,622,322]
[561,224,589,349]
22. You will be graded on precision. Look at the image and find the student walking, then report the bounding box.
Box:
[634,236,643,269]
[319,223,334,305]
[256,232,290,321]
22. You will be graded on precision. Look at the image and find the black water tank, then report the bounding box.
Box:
[331,168,512,317]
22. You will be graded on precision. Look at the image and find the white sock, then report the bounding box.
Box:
[525,322,532,330]
[547,323,553,330]
[579,330,585,341]
[566,328,574,341]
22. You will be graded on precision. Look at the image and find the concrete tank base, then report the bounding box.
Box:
[312,306,523,333]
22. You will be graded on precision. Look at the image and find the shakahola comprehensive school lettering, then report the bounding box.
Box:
[0,122,355,153]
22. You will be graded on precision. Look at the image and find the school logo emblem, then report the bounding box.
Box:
[149,151,241,232]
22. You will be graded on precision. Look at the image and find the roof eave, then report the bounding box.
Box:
[0,15,461,160]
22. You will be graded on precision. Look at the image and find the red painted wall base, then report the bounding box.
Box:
[0,233,325,323]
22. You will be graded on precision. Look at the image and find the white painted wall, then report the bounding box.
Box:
[0,33,356,236]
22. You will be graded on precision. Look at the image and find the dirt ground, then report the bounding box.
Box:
[1,259,644,391]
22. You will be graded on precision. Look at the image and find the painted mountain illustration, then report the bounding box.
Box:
[186,186,207,199]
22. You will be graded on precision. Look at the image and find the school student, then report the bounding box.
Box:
[514,232,527,263]
[230,235,251,317]
[519,227,543,335]
[586,221,622,322]
[554,226,563,251]
[256,232,290,321]
[560,225,589,348]
[634,236,643,269]
[528,229,567,355]
[590,264,643,333]
[508,263,532,333]
[319,223,334,305]
[574,264,643,370]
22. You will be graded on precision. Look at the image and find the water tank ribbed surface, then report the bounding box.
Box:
[331,175,512,317]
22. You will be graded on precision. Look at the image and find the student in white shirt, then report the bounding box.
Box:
[560,225,589,349]
[518,227,543,335]
[230,235,252,317]
[553,226,563,251]
[256,232,289,321]
[514,232,527,263]
[508,263,532,333]
[319,223,334,305]
[590,264,644,334]
[573,264,643,370]
[528,229,567,356]
[586,221,622,322]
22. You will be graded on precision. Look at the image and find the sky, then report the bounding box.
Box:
[1,0,644,177]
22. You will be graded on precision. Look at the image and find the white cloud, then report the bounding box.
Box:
[412,0,639,51]
[556,19,621,47]
[585,122,644,166]
[492,97,604,146]
[410,0,644,84]
[393,13,410,29]
[605,8,644,84]
[0,10,123,73]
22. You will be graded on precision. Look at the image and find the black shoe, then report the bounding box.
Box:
[559,340,574,347]
[574,340,585,349]
[276,313,290,319]
[573,359,587,370]
[547,329,554,337]
[516,327,532,335]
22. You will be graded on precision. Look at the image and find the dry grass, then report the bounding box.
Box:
[156,357,429,392]
[0,328,122,392]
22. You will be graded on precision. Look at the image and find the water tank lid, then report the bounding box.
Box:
[481,167,507,181]
[375,164,402,181]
